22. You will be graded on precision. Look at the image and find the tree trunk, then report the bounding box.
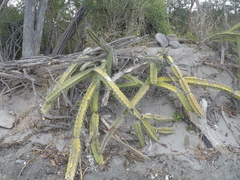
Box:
[22,0,48,58]
[0,0,9,15]
[220,0,229,64]
[44,0,71,55]
[22,0,36,58]
[194,0,203,16]
[34,0,48,55]
[51,5,87,56]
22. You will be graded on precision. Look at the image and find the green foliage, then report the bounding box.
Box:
[0,5,24,60]
[170,8,190,33]
[167,0,192,35]
[168,0,240,40]
[42,0,79,55]
[173,112,184,122]
[183,32,197,41]
[0,4,24,21]
[83,0,171,42]
[209,22,240,42]
[143,0,171,35]
[209,22,240,77]
[186,124,194,132]
[83,0,143,41]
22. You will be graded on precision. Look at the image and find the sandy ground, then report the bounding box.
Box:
[0,44,240,180]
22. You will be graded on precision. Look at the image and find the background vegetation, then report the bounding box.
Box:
[0,0,239,61]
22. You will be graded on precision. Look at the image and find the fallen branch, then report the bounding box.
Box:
[23,68,42,121]
[207,91,226,123]
[0,35,147,87]
[188,99,228,153]
[101,117,150,160]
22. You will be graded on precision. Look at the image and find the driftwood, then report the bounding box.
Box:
[188,99,228,153]
[0,35,147,87]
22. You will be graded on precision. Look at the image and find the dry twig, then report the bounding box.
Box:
[101,117,150,160]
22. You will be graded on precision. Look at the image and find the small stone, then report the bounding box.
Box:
[16,159,26,165]
[229,110,237,116]
[169,41,180,49]
[0,110,15,129]
[41,154,49,159]
[155,33,168,47]
[166,34,178,42]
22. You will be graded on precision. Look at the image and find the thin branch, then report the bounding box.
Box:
[47,68,77,111]
[101,117,150,160]
[23,68,42,121]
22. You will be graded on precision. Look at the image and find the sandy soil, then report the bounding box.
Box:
[0,44,240,180]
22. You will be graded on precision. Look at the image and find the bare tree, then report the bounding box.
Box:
[51,5,87,56]
[220,0,230,64]
[43,0,71,55]
[22,0,48,58]
[2,23,23,61]
[194,0,203,16]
